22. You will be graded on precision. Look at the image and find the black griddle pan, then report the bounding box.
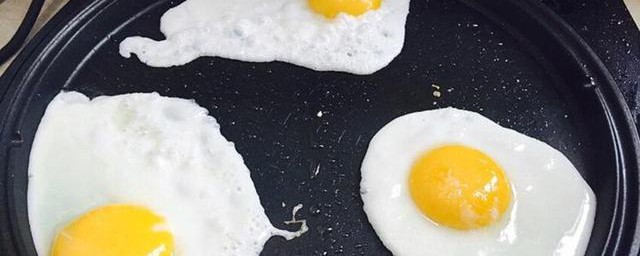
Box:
[1,0,639,255]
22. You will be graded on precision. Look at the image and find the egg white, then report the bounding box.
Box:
[119,0,410,74]
[360,108,595,256]
[28,92,303,256]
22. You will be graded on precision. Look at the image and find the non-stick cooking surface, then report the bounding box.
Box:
[1,0,639,255]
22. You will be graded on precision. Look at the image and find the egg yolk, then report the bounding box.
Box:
[409,145,512,230]
[51,204,174,256]
[308,0,381,18]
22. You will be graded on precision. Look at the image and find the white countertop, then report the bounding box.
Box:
[0,0,67,75]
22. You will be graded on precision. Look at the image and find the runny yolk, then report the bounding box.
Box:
[308,0,382,18]
[51,204,174,256]
[408,145,512,230]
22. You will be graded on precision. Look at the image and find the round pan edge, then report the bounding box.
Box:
[459,0,640,254]
[0,0,638,255]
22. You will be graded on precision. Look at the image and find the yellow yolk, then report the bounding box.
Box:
[51,204,174,256]
[409,145,512,230]
[308,0,382,18]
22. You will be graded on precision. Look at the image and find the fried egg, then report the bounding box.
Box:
[28,92,305,256]
[119,0,410,74]
[360,108,595,256]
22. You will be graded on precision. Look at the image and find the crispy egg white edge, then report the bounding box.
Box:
[27,91,304,256]
[119,0,410,74]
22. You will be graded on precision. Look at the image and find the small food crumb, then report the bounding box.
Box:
[432,83,443,98]
[283,204,309,239]
[317,111,323,117]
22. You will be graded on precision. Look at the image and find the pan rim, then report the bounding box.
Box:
[459,0,640,254]
[0,0,638,255]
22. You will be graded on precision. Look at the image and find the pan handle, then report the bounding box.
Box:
[0,0,45,66]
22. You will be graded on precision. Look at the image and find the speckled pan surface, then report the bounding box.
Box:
[0,0,638,255]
